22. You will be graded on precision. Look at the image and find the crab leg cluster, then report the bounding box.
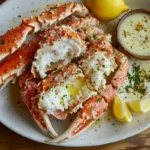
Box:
[0,3,89,88]
[47,49,127,143]
[0,40,40,89]
[0,2,128,143]
[19,69,58,137]
[0,3,88,59]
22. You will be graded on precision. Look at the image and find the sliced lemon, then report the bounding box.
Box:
[84,0,129,21]
[127,99,150,113]
[113,95,132,123]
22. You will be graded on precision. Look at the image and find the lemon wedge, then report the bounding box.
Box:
[127,99,150,113]
[84,0,129,21]
[113,95,132,123]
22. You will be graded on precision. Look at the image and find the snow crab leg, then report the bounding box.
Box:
[0,40,39,90]
[0,15,97,88]
[46,50,128,143]
[111,49,128,89]
[22,3,89,33]
[19,62,96,138]
[45,96,108,143]
[0,3,89,61]
[19,69,58,137]
[19,45,128,142]
[0,25,31,60]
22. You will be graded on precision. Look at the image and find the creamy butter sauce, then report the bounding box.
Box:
[119,13,150,56]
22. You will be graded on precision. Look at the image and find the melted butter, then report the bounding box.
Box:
[103,111,114,122]
[89,111,114,130]
[67,77,85,97]
[90,118,101,129]
[119,13,150,56]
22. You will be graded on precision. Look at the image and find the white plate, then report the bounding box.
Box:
[0,0,150,147]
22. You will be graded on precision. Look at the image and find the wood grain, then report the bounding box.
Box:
[0,0,5,4]
[0,0,150,150]
[0,123,150,150]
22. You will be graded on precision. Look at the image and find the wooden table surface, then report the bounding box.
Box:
[0,0,150,150]
[0,123,150,150]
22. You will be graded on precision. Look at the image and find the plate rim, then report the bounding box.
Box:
[1,116,150,147]
[0,0,150,147]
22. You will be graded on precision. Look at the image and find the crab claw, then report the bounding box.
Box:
[19,69,58,138]
[46,96,108,143]
[0,40,39,90]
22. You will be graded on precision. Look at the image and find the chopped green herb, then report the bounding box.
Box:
[64,74,68,79]
[41,96,44,100]
[46,87,50,91]
[77,70,82,73]
[102,48,107,51]
[63,94,67,98]
[146,75,150,82]
[96,118,100,122]
[50,62,55,66]
[53,69,61,75]
[72,57,79,64]
[76,28,81,32]
[104,73,107,77]
[97,92,101,95]
[104,109,107,112]
[93,35,98,40]
[125,85,132,93]
[0,40,4,44]
[125,63,149,95]
[97,98,102,103]
[85,38,89,42]
[81,53,87,59]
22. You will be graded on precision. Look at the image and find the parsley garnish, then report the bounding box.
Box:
[46,87,50,91]
[97,98,102,103]
[104,109,107,112]
[97,92,101,95]
[102,48,107,51]
[93,35,98,40]
[125,64,149,95]
[0,40,5,44]
[63,94,67,98]
[146,75,150,82]
[53,69,61,75]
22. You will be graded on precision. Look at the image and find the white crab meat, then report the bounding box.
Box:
[38,67,96,114]
[32,26,86,78]
[81,51,116,90]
